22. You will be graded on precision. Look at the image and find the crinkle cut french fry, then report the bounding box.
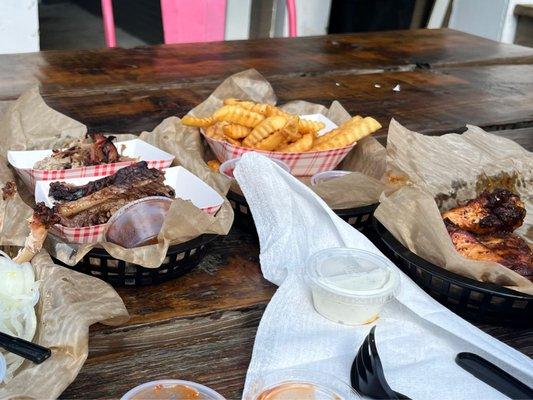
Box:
[298,119,326,134]
[223,124,251,139]
[204,122,227,140]
[254,131,286,151]
[312,130,357,150]
[223,98,241,105]
[207,159,221,172]
[313,117,381,150]
[242,116,287,147]
[238,101,269,115]
[224,135,241,146]
[313,128,340,145]
[313,116,362,146]
[275,138,290,151]
[280,133,314,153]
[223,98,270,115]
[248,103,270,115]
[279,115,301,141]
[213,105,265,127]
[181,115,214,127]
[265,105,290,118]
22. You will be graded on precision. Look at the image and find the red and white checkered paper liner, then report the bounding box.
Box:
[48,203,221,244]
[16,159,172,192]
[202,113,352,176]
[8,138,175,191]
[37,166,224,244]
[204,136,355,177]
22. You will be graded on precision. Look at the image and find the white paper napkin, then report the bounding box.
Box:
[234,153,533,400]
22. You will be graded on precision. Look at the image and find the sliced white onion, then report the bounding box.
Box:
[0,251,39,383]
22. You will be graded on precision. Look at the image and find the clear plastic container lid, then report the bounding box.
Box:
[310,170,351,186]
[0,353,6,383]
[105,196,173,248]
[219,156,290,180]
[306,248,400,305]
[120,379,225,400]
[250,369,360,400]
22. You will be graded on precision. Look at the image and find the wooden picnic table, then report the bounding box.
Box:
[0,29,531,399]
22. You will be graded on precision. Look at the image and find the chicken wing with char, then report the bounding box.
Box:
[442,189,525,234]
[446,221,532,281]
[443,189,532,281]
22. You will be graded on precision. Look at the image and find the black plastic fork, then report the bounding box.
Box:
[350,326,410,400]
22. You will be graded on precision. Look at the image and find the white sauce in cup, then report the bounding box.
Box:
[306,248,400,325]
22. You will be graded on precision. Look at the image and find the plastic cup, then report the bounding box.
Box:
[250,369,360,400]
[0,353,6,383]
[219,157,290,180]
[105,196,173,248]
[306,248,400,325]
[310,170,351,186]
[120,379,225,400]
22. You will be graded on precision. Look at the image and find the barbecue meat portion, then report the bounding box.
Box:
[442,189,525,235]
[88,133,120,165]
[2,181,17,200]
[50,162,175,227]
[50,160,168,201]
[446,221,533,281]
[33,133,131,170]
[13,202,61,264]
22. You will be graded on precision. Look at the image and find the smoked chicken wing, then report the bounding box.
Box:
[446,221,533,281]
[442,189,525,234]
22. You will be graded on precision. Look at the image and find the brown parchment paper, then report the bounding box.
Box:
[0,88,234,268]
[185,69,388,209]
[375,119,533,294]
[0,251,128,399]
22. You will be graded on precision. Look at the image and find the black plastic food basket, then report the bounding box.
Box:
[228,189,378,235]
[373,219,532,326]
[53,234,218,286]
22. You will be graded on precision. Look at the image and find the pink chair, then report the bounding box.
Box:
[101,0,297,48]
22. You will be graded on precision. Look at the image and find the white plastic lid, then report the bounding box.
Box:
[220,156,290,179]
[310,170,351,186]
[120,379,225,400]
[306,248,400,305]
[0,353,6,383]
[250,369,360,400]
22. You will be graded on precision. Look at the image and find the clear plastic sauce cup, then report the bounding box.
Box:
[105,196,173,248]
[219,157,290,180]
[310,170,351,186]
[120,379,225,400]
[250,369,360,400]
[306,248,400,325]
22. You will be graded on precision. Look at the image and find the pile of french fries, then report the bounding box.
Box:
[182,98,382,153]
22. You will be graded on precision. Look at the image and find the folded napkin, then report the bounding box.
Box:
[234,153,533,400]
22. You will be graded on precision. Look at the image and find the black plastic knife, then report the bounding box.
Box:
[456,352,533,400]
[0,331,51,364]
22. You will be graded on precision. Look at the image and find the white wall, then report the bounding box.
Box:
[0,0,40,54]
[449,0,510,41]
[290,0,331,37]
[501,0,533,42]
[225,0,252,40]
[225,0,332,40]
[449,0,533,43]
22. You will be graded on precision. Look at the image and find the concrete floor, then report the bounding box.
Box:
[39,2,147,50]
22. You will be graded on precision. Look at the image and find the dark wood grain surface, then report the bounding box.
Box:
[0,29,530,399]
[3,64,529,138]
[60,227,533,400]
[1,29,532,100]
